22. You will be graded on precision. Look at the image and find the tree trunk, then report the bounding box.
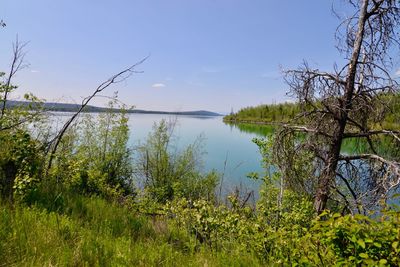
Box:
[314,124,345,212]
[313,0,370,213]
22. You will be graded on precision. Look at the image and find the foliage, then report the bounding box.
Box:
[224,101,301,124]
[163,189,400,265]
[50,101,135,199]
[376,93,400,130]
[0,70,44,203]
[135,119,219,203]
[2,187,399,266]
[0,192,262,266]
[311,210,400,266]
[0,73,43,131]
[0,130,43,202]
[224,93,400,131]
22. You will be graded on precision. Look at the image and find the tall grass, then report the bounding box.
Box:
[0,192,262,266]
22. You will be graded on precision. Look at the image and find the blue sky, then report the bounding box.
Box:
[1,0,352,113]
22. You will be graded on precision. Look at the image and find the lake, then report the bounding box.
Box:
[49,112,398,205]
[126,114,266,196]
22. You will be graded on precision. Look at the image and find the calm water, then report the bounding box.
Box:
[50,112,398,203]
[126,114,264,195]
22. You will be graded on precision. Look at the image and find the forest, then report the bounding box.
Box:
[1,0,400,266]
[224,94,400,130]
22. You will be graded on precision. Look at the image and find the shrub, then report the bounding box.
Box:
[135,119,219,203]
[49,101,135,199]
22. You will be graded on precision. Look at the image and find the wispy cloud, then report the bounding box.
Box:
[30,70,40,73]
[395,68,400,77]
[152,83,166,88]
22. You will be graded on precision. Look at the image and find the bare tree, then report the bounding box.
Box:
[0,37,43,132]
[276,0,400,214]
[0,37,28,122]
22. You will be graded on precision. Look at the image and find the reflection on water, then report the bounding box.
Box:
[224,121,275,137]
[225,120,398,157]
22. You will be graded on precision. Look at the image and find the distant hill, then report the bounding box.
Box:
[6,100,222,117]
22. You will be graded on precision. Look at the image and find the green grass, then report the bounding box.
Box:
[1,189,399,266]
[0,193,262,266]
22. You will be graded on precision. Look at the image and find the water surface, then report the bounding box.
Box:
[127,114,264,195]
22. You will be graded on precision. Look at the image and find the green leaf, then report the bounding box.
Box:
[358,239,366,249]
[379,259,387,265]
[359,253,369,259]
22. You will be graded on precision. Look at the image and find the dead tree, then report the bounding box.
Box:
[0,37,44,133]
[0,37,32,129]
[276,0,400,214]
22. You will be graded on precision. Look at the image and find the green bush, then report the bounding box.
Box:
[164,194,400,265]
[136,119,219,203]
[311,210,400,266]
[0,130,43,203]
[49,102,135,199]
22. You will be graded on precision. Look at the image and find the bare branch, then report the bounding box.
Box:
[339,153,400,176]
[45,55,149,176]
[0,36,29,121]
[343,129,400,142]
[281,123,334,138]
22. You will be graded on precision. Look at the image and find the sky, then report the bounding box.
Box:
[0,0,361,113]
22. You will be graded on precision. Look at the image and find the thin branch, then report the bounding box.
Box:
[281,124,334,138]
[45,56,149,176]
[343,130,400,142]
[0,37,29,121]
[336,171,359,203]
[339,153,400,177]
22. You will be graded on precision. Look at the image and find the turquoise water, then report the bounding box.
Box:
[127,114,264,195]
[49,113,266,195]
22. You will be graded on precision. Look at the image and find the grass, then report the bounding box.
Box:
[0,193,262,266]
[1,188,399,266]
